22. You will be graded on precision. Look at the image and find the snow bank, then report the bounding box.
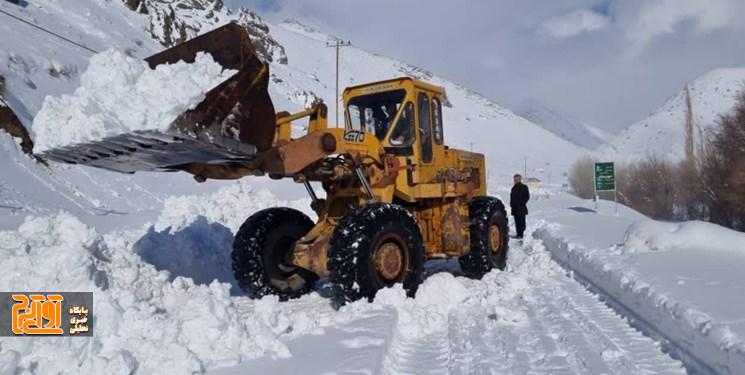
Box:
[624,219,745,253]
[373,273,471,338]
[32,50,236,152]
[0,213,288,374]
[155,179,312,233]
[129,180,312,295]
[534,197,745,375]
[135,216,238,293]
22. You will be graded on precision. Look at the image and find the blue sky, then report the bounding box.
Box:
[228,0,745,132]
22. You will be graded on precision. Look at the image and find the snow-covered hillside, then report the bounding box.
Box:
[599,68,745,162]
[0,0,158,124]
[517,99,607,149]
[0,0,287,126]
[126,0,287,64]
[1,0,585,225]
[0,0,215,230]
[0,0,303,228]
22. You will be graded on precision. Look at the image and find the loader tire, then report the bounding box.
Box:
[459,196,509,279]
[232,207,316,300]
[328,203,425,302]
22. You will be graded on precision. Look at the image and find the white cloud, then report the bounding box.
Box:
[540,9,610,39]
[625,0,742,55]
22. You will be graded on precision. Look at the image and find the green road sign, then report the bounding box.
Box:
[594,162,615,192]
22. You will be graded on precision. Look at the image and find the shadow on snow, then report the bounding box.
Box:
[133,215,465,300]
[134,216,242,296]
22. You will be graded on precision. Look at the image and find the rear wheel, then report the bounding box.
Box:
[459,196,509,279]
[232,207,316,300]
[328,203,426,302]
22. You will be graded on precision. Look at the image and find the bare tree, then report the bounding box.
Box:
[568,156,596,199]
[702,88,745,229]
[622,156,677,220]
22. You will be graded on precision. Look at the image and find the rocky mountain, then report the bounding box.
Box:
[0,89,33,155]
[124,0,287,63]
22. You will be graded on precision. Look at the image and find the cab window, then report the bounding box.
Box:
[432,98,443,145]
[418,93,433,163]
[346,90,406,140]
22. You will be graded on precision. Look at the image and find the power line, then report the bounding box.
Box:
[0,8,98,54]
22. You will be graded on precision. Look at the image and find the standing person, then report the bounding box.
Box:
[510,174,530,239]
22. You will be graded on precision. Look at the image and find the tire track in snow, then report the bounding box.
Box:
[380,328,451,375]
[545,275,687,374]
[428,237,685,375]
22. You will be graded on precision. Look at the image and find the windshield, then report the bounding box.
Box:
[346,90,406,140]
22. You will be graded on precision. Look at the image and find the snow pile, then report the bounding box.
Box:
[135,216,238,293]
[374,273,471,338]
[623,219,745,252]
[32,50,236,152]
[155,179,312,233]
[371,245,553,338]
[131,180,311,295]
[0,213,289,374]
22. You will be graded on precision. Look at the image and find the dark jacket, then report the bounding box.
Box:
[510,183,530,216]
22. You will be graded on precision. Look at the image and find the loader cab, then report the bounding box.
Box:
[343,78,446,171]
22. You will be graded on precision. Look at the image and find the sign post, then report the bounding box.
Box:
[593,162,617,215]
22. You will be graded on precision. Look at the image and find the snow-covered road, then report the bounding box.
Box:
[211,223,686,375]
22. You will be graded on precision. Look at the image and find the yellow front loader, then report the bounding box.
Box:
[43,23,509,302]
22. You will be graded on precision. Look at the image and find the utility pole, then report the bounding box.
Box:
[523,156,527,177]
[326,39,351,128]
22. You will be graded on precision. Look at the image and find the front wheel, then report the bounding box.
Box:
[328,203,426,302]
[459,196,509,279]
[231,207,316,300]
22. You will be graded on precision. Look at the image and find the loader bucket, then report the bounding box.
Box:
[41,23,277,174]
